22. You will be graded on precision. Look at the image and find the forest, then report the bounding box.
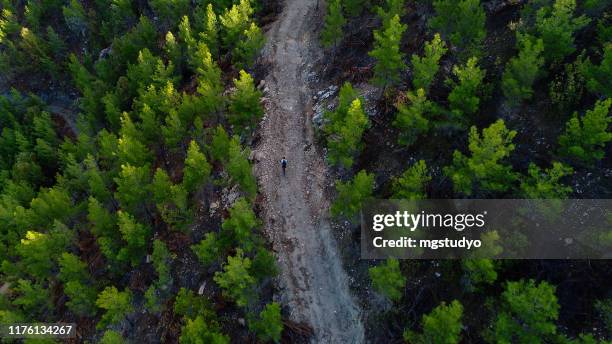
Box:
[0,0,610,343]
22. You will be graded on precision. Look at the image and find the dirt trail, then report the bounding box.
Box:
[253,0,365,343]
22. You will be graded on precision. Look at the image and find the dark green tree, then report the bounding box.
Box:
[321,0,346,49]
[331,170,375,219]
[227,137,257,198]
[447,57,486,119]
[222,197,260,250]
[502,34,545,106]
[404,300,464,344]
[368,258,406,301]
[520,162,573,199]
[534,0,589,64]
[179,315,229,344]
[369,14,407,89]
[326,98,369,168]
[391,160,431,200]
[183,140,211,193]
[444,120,517,196]
[228,70,264,135]
[411,33,447,93]
[96,286,134,329]
[393,88,432,146]
[248,302,283,343]
[429,0,486,57]
[558,99,611,164]
[213,249,256,307]
[493,280,560,343]
[581,43,611,98]
[116,211,150,267]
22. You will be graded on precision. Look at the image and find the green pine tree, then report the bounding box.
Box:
[444,120,517,196]
[411,33,447,93]
[368,14,407,89]
[368,258,406,301]
[391,160,431,199]
[321,0,346,49]
[331,170,375,219]
[558,99,612,164]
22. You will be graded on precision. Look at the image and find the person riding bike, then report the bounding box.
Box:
[280,157,288,176]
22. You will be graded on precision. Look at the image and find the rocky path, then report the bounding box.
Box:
[253,0,365,343]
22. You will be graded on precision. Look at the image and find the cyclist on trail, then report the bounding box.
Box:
[280,157,288,176]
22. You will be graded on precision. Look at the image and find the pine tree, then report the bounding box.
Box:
[117,132,153,168]
[444,120,517,196]
[447,57,486,119]
[248,302,283,343]
[150,0,190,28]
[493,280,559,343]
[233,22,265,68]
[558,99,612,164]
[411,33,447,93]
[62,0,87,36]
[193,42,223,116]
[369,14,406,89]
[210,125,231,163]
[227,137,257,198]
[192,232,221,266]
[343,0,368,17]
[116,211,150,267]
[323,82,360,127]
[12,279,51,316]
[429,0,486,57]
[534,0,589,64]
[174,287,213,318]
[161,110,186,150]
[219,0,254,50]
[151,239,173,289]
[87,196,116,239]
[165,31,182,73]
[250,248,279,281]
[84,155,111,202]
[581,43,611,98]
[179,315,229,344]
[368,258,406,301]
[183,141,211,193]
[520,162,573,199]
[228,70,264,135]
[222,197,260,250]
[326,98,369,168]
[393,88,432,146]
[321,0,346,49]
[114,163,151,214]
[213,249,256,307]
[376,0,406,27]
[96,286,134,329]
[502,34,545,106]
[200,4,219,57]
[462,259,497,291]
[16,222,71,278]
[331,170,374,219]
[391,160,431,199]
[404,300,463,344]
[100,330,125,344]
[58,252,96,316]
